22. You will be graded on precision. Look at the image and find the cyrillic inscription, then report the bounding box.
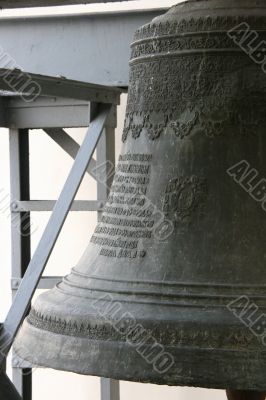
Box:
[91,153,153,258]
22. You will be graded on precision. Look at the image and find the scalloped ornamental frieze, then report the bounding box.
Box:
[133,15,266,42]
[121,96,266,142]
[121,49,266,142]
[28,308,258,350]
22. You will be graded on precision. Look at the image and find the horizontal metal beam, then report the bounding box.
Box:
[1,96,92,129]
[0,103,111,365]
[11,200,104,212]
[11,276,62,290]
[0,9,166,86]
[0,69,122,104]
[0,0,132,8]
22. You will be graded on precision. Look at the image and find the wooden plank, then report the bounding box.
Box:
[0,103,111,365]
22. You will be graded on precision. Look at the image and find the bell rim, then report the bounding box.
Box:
[15,319,266,391]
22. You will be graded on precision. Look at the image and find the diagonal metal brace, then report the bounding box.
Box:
[0,103,112,367]
[44,128,97,179]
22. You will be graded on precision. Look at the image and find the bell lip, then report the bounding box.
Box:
[15,318,266,391]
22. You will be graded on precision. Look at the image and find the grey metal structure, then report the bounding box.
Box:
[0,76,121,400]
[0,8,167,86]
[0,0,131,7]
[0,4,166,399]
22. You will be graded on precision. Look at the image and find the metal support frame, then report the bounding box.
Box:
[0,9,166,87]
[3,98,94,129]
[0,69,122,105]
[44,128,97,178]
[0,0,132,8]
[0,80,121,399]
[9,128,32,399]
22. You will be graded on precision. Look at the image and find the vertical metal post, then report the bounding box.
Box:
[9,129,32,400]
[97,105,120,400]
[96,104,116,218]
[101,379,120,400]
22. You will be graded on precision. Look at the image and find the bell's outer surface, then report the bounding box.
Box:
[15,0,266,390]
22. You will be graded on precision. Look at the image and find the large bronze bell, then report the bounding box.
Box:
[15,0,266,393]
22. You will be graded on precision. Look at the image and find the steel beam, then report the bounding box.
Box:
[0,103,112,365]
[11,276,62,291]
[9,129,32,398]
[0,9,166,86]
[44,128,97,179]
[0,0,132,8]
[11,200,104,212]
[0,69,122,104]
[2,97,92,129]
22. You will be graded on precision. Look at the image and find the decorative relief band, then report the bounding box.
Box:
[127,56,256,113]
[28,308,258,350]
[121,52,266,142]
[162,176,207,224]
[122,101,263,143]
[122,12,266,143]
[133,16,266,42]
